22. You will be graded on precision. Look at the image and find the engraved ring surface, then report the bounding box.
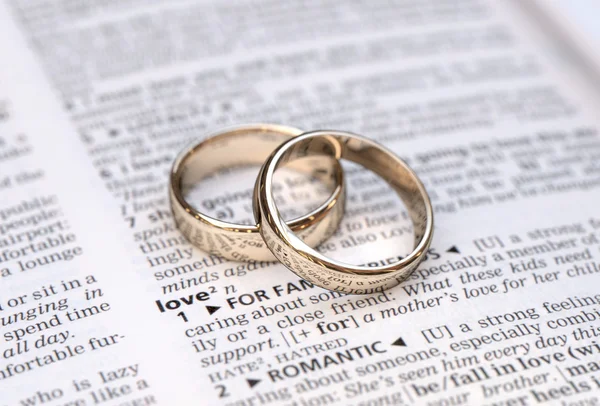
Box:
[170,124,346,262]
[254,130,434,293]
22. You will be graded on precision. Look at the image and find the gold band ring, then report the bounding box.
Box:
[253,130,433,293]
[170,124,346,262]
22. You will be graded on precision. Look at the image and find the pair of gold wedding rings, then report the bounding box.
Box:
[169,124,433,294]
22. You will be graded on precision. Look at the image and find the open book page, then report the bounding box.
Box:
[1,0,600,405]
[527,0,600,90]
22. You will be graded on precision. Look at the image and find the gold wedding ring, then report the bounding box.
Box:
[169,124,346,262]
[253,130,434,294]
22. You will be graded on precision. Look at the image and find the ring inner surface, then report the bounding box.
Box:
[178,128,341,229]
[181,129,292,186]
[269,133,430,272]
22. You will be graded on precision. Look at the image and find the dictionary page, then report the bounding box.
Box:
[0,13,177,406]
[2,1,600,405]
